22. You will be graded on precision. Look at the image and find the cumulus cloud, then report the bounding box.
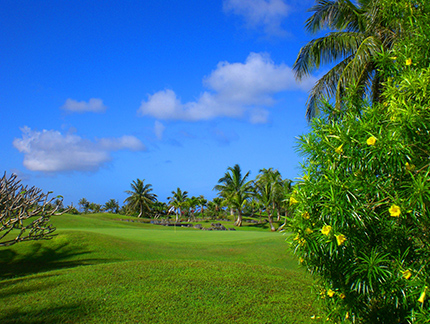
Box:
[154,121,166,140]
[61,98,107,113]
[223,0,290,36]
[13,127,145,172]
[138,52,315,123]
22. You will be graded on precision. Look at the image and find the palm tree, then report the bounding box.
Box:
[88,202,102,214]
[103,199,119,214]
[184,196,199,222]
[124,179,157,218]
[197,195,207,218]
[78,198,90,214]
[294,0,402,119]
[206,197,224,219]
[254,168,284,231]
[254,181,276,231]
[214,164,253,227]
[168,188,188,222]
[152,201,167,219]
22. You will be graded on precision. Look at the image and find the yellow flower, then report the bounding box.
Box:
[299,238,306,246]
[405,162,415,171]
[366,136,377,145]
[305,228,313,234]
[335,144,343,154]
[321,225,332,236]
[302,211,310,219]
[339,293,346,299]
[327,289,335,297]
[289,196,298,206]
[299,257,304,263]
[389,204,401,217]
[335,234,347,246]
[418,289,426,303]
[406,58,412,66]
[401,269,412,280]
[345,312,350,319]
[294,234,300,241]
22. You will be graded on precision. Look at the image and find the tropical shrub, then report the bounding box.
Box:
[288,2,430,322]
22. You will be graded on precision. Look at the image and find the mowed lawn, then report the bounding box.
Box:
[0,214,321,323]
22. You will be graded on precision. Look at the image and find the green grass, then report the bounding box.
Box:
[0,214,321,323]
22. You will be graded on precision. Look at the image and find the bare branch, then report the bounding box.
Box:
[0,172,67,247]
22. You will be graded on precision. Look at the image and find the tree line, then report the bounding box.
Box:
[71,164,294,230]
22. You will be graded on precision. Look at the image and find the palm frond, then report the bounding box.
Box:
[294,32,365,80]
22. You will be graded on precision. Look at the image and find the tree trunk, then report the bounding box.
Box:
[235,209,242,227]
[267,213,276,232]
[138,204,143,218]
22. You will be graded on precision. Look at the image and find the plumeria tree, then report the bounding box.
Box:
[0,173,65,246]
[289,2,430,322]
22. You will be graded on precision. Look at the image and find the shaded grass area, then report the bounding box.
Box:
[0,213,321,323]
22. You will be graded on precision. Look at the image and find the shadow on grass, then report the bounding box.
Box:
[0,301,97,324]
[0,242,109,280]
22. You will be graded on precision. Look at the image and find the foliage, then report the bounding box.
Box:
[168,187,188,222]
[0,172,64,247]
[103,199,119,214]
[254,168,292,230]
[214,164,254,226]
[289,3,430,321]
[78,197,89,214]
[294,0,406,119]
[124,179,157,218]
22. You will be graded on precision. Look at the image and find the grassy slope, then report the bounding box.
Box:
[0,214,321,323]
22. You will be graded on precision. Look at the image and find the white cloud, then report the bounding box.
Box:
[13,127,145,172]
[138,52,315,124]
[154,121,166,140]
[223,0,290,36]
[61,98,107,113]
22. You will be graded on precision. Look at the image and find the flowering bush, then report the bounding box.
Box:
[288,2,430,322]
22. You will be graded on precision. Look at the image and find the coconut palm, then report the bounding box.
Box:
[168,188,188,222]
[78,198,90,214]
[294,0,402,119]
[196,195,207,218]
[214,164,253,227]
[103,199,119,214]
[183,196,199,221]
[254,168,284,231]
[124,179,157,218]
[152,201,167,219]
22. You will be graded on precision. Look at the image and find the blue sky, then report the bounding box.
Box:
[1,0,319,207]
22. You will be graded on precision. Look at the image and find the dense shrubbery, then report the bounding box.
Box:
[289,1,430,322]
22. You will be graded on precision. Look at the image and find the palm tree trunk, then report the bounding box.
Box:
[235,209,242,227]
[138,204,143,218]
[268,213,276,232]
